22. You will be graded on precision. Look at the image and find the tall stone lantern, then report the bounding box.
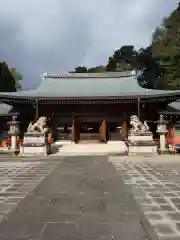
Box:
[7,116,20,152]
[156,115,168,153]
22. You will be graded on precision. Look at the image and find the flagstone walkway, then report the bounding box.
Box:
[0,156,155,240]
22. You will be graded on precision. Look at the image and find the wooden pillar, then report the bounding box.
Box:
[121,121,128,140]
[72,119,76,143]
[99,120,107,142]
[35,100,39,120]
[72,119,80,143]
[137,98,140,118]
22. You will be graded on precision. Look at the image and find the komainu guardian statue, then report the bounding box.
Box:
[27,116,49,134]
[130,115,150,133]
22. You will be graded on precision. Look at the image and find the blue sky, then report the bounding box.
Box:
[0,0,179,89]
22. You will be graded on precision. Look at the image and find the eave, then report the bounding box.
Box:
[0,93,178,106]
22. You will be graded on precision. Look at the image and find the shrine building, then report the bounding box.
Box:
[0,71,180,143]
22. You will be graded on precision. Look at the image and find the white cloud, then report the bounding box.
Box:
[0,0,179,89]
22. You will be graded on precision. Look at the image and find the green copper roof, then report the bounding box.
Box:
[0,71,180,100]
[168,100,180,111]
[0,103,19,116]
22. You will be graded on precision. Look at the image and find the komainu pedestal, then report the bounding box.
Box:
[128,115,157,156]
[20,117,51,156]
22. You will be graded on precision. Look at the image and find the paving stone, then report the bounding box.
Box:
[154,188,170,193]
[142,188,157,193]
[141,204,162,212]
[0,203,15,214]
[148,193,164,198]
[159,237,180,240]
[175,223,180,232]
[167,213,180,221]
[163,193,178,198]
[107,222,148,240]
[153,197,168,204]
[139,183,151,188]
[153,184,165,188]
[160,205,176,212]
[165,184,179,188]
[42,222,82,239]
[154,224,175,235]
[145,212,164,221]
[170,198,180,205]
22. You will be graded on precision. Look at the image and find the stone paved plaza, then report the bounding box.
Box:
[0,155,180,239]
[0,156,153,240]
[110,155,180,240]
[0,159,59,224]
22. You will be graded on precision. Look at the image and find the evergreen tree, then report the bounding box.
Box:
[10,68,22,90]
[152,3,180,89]
[106,45,137,71]
[0,62,16,92]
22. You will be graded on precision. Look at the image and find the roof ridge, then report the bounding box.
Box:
[43,71,136,79]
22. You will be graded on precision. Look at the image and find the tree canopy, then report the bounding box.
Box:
[72,3,180,90]
[10,68,22,90]
[151,3,180,89]
[0,62,22,92]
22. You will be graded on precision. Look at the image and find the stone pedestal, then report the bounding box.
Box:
[156,114,168,154]
[128,132,157,156]
[20,132,51,156]
[7,116,20,154]
[160,134,166,151]
[8,133,19,153]
[157,131,168,153]
[11,135,16,150]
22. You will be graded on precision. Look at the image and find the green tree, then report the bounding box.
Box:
[73,66,87,73]
[87,65,106,73]
[151,3,180,89]
[106,45,137,71]
[136,47,160,89]
[10,68,22,90]
[0,62,16,92]
[152,18,167,43]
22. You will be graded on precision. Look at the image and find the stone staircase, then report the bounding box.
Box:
[52,142,128,156]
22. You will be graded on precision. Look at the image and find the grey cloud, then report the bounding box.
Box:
[0,0,179,89]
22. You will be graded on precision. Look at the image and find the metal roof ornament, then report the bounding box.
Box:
[43,72,48,78]
[132,69,136,76]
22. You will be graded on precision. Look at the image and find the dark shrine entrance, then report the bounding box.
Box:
[53,111,129,143]
[72,114,107,143]
[79,122,102,143]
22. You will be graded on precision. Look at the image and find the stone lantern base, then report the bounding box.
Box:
[157,132,168,154]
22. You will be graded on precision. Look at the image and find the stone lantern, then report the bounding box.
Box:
[7,116,20,151]
[156,115,168,153]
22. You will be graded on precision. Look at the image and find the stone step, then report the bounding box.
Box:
[57,142,128,155]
